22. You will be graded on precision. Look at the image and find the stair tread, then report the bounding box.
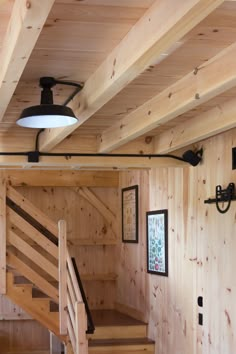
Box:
[14,282,33,288]
[91,310,146,327]
[89,337,155,347]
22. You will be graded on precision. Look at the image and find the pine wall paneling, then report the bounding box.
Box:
[16,186,119,310]
[0,295,49,351]
[117,170,149,320]
[0,296,31,321]
[1,129,236,353]
[117,128,236,354]
[0,318,49,352]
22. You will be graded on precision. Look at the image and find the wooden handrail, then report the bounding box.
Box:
[59,220,67,336]
[0,173,6,294]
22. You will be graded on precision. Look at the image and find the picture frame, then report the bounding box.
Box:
[146,209,168,276]
[122,185,138,243]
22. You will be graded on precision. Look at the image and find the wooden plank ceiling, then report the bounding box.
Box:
[0,0,236,169]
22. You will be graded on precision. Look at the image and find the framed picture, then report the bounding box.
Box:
[122,185,138,243]
[146,209,168,276]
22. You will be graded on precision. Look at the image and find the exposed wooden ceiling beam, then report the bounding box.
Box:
[5,170,119,187]
[154,97,236,154]
[98,41,236,152]
[0,155,187,169]
[0,0,55,121]
[38,0,223,152]
[0,133,154,156]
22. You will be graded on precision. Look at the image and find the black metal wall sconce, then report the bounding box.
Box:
[204,183,236,214]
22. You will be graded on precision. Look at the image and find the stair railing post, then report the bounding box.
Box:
[0,172,6,294]
[75,301,88,354]
[58,219,67,335]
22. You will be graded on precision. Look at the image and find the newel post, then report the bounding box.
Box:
[59,219,67,335]
[0,172,6,294]
[75,301,88,354]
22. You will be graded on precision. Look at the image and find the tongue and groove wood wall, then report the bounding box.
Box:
[15,185,119,310]
[1,128,236,353]
[118,128,236,354]
[0,317,49,353]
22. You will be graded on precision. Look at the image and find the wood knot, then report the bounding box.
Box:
[224,310,231,326]
[102,225,107,235]
[111,69,115,79]
[26,1,31,9]
[145,136,152,144]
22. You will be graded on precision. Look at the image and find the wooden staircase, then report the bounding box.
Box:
[1,185,88,354]
[0,185,155,354]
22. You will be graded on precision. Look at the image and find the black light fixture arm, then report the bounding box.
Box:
[35,129,45,151]
[39,77,83,90]
[62,86,83,107]
[53,78,83,89]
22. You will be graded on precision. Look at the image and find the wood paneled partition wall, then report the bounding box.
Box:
[118,128,236,354]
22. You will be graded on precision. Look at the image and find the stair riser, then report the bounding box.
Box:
[88,325,147,340]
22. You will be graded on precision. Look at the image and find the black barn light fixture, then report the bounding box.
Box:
[13,76,203,166]
[16,77,83,128]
